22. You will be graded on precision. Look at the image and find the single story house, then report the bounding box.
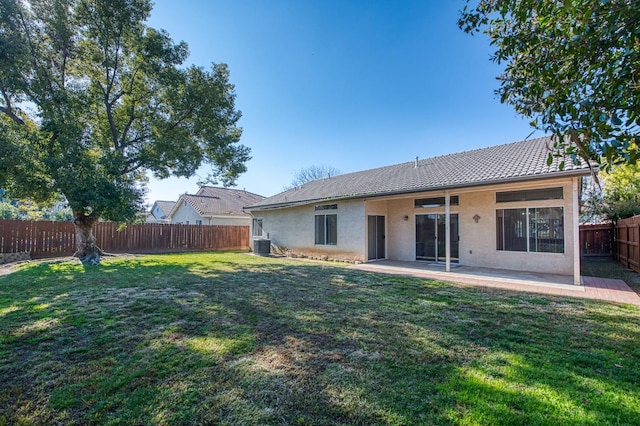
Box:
[245,137,593,285]
[169,186,264,226]
[147,200,177,223]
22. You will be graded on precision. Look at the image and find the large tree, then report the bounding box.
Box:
[0,0,250,264]
[459,0,640,170]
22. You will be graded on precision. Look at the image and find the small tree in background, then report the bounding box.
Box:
[599,163,640,220]
[284,165,342,190]
[0,202,20,220]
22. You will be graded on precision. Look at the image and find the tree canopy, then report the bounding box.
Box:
[0,0,250,262]
[459,0,640,171]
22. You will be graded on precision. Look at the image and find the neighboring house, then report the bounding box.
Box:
[169,187,264,226]
[148,200,177,223]
[245,136,592,285]
[144,213,157,223]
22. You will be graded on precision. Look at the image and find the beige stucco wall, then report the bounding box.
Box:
[362,177,577,275]
[251,176,580,276]
[457,179,576,275]
[254,200,365,262]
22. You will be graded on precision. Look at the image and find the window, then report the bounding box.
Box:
[196,219,202,225]
[415,196,459,208]
[315,204,337,211]
[496,187,563,203]
[252,218,263,237]
[315,214,337,245]
[529,208,565,253]
[497,207,564,253]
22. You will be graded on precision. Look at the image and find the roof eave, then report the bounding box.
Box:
[245,168,592,211]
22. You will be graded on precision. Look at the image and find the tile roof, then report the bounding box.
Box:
[196,186,264,201]
[177,187,265,216]
[153,200,177,218]
[247,136,592,210]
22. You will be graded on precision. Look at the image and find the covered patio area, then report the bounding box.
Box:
[350,260,640,306]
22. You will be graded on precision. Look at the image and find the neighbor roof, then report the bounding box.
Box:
[173,187,265,217]
[151,200,177,219]
[195,186,264,201]
[246,136,592,211]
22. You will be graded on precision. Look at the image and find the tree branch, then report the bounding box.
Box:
[101,23,126,150]
[0,87,24,125]
[122,158,141,174]
[118,109,136,149]
[16,6,55,107]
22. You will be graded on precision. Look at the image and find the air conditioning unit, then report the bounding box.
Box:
[253,239,271,256]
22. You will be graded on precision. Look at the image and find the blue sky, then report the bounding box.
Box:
[145,0,536,203]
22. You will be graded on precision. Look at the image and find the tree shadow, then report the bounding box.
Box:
[0,254,639,424]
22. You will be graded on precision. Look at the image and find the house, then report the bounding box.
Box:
[245,136,593,285]
[169,186,264,226]
[148,200,177,223]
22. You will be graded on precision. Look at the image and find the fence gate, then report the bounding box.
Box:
[579,224,614,257]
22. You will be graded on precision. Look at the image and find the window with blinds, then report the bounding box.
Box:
[497,207,564,253]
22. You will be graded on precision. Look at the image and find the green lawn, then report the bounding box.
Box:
[1,252,639,425]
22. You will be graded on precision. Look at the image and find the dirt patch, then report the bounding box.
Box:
[0,263,19,277]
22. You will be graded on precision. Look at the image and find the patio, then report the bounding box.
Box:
[351,260,640,306]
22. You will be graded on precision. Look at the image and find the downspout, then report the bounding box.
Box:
[245,210,255,240]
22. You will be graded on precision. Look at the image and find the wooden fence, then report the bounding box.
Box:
[579,223,614,257]
[0,219,249,260]
[615,215,640,273]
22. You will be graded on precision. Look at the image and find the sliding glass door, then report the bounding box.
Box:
[416,214,459,262]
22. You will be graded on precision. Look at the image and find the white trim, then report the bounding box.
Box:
[573,177,581,285]
[445,191,451,272]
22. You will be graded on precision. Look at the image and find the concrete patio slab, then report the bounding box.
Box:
[350,260,640,306]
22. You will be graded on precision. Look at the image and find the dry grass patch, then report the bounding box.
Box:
[0,252,639,425]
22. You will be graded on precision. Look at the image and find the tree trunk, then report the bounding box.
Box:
[73,214,102,265]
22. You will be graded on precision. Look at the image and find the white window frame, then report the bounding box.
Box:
[252,218,264,237]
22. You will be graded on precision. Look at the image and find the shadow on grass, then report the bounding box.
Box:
[0,252,639,425]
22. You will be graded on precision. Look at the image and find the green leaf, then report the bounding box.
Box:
[459,0,640,170]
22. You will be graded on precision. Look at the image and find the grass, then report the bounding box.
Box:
[582,256,640,294]
[1,252,639,425]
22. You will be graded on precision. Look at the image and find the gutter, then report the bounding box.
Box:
[244,169,592,212]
